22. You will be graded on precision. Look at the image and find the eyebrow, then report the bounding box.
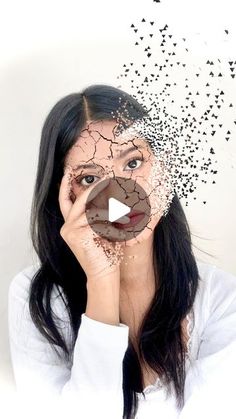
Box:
[73,145,146,172]
[116,145,146,159]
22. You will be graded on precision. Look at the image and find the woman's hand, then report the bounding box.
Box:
[58,167,125,281]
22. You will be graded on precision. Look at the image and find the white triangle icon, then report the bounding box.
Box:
[108,197,131,223]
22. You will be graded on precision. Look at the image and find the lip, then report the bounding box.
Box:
[113,211,145,229]
[128,210,144,218]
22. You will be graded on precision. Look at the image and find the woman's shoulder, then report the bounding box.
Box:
[10,259,236,302]
[8,263,41,302]
[192,260,236,356]
[8,263,67,318]
[8,264,71,346]
[183,261,236,416]
[196,260,236,306]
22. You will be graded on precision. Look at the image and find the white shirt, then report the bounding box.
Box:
[8,261,236,419]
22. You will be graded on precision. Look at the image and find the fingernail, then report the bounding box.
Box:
[87,178,110,202]
[115,215,130,224]
[100,178,110,186]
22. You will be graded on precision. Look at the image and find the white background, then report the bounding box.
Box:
[0,0,236,396]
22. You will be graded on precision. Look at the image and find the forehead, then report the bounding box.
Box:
[65,119,151,166]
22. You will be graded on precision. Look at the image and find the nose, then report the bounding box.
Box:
[89,176,124,209]
[87,177,111,209]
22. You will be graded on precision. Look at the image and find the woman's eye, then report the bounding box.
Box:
[76,175,99,187]
[125,158,143,170]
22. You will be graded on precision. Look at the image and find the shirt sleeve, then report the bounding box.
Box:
[8,268,129,419]
[180,265,236,419]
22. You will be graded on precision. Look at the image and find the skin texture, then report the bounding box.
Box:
[59,119,189,387]
[63,119,171,288]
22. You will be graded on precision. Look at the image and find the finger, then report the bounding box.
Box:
[85,208,109,225]
[68,178,110,222]
[58,168,74,220]
[92,222,126,242]
[86,210,130,225]
[77,208,129,230]
[114,215,130,224]
[74,208,109,228]
[82,207,130,225]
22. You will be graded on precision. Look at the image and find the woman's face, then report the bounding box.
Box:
[63,119,173,246]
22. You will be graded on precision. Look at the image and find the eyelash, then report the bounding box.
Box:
[75,156,145,188]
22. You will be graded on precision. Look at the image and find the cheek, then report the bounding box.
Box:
[149,188,174,223]
[146,162,174,217]
[69,178,82,202]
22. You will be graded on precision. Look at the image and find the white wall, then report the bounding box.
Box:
[0,0,235,396]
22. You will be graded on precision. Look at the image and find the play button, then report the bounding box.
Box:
[108,197,130,223]
[85,176,151,242]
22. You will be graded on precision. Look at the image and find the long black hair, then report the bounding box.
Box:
[29,84,199,418]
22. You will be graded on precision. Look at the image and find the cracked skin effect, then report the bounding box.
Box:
[63,118,174,267]
[59,117,191,387]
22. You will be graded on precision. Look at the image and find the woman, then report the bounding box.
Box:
[8,84,236,419]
